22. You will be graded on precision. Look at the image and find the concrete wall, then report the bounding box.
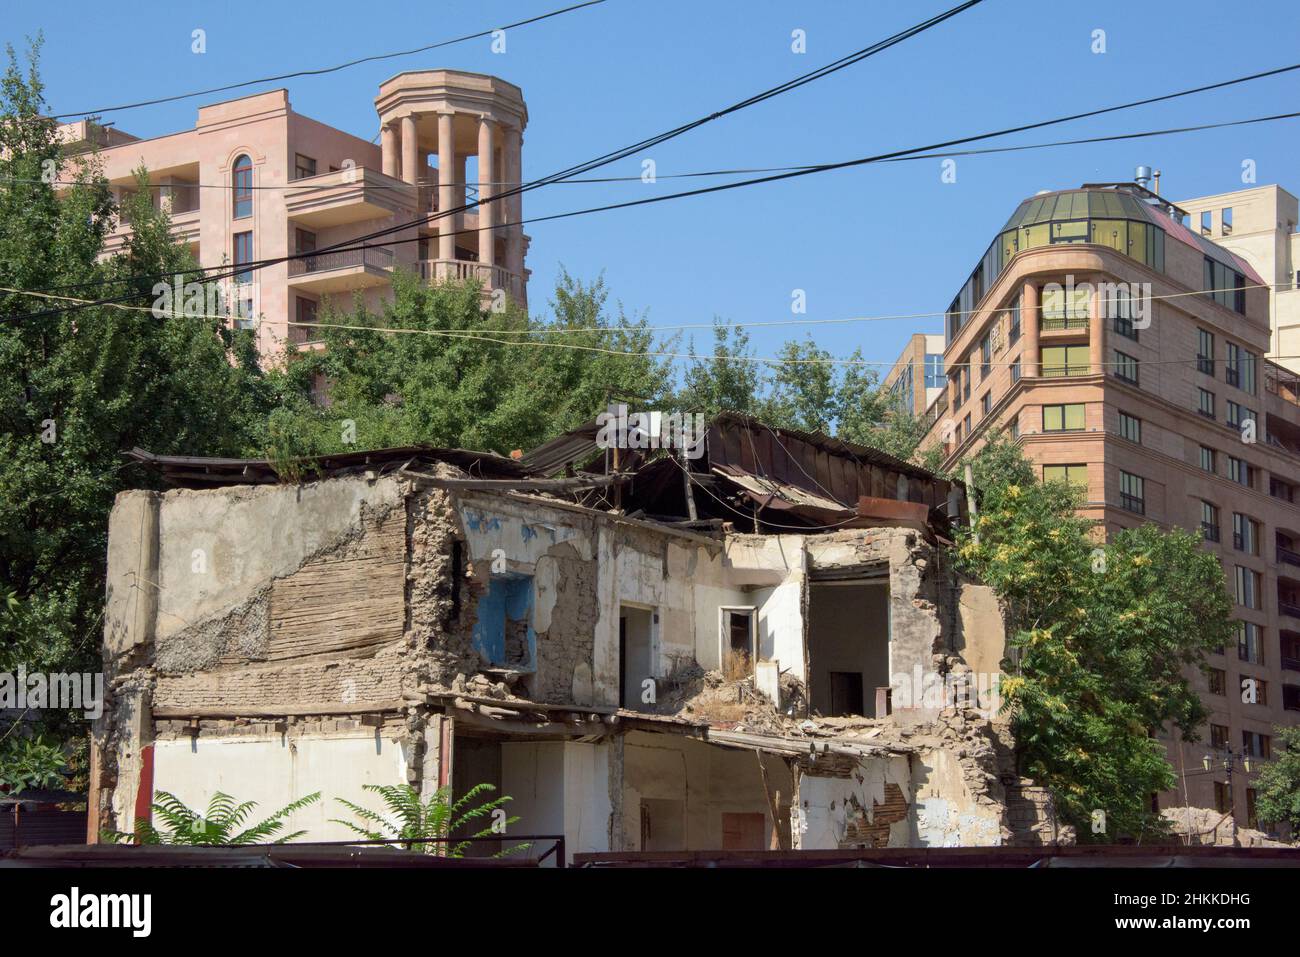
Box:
[151,724,409,842]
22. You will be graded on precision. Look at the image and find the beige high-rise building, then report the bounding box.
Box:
[883,333,946,417]
[917,177,1300,833]
[58,70,530,357]
[1176,184,1300,374]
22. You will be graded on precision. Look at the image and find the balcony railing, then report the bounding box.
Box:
[1278,546,1300,568]
[1040,313,1089,330]
[1041,364,1091,378]
[288,246,394,276]
[1280,600,1300,620]
[419,259,523,301]
[1281,655,1300,673]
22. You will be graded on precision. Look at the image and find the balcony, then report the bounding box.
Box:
[419,259,523,301]
[1278,545,1300,568]
[287,246,395,294]
[284,167,417,228]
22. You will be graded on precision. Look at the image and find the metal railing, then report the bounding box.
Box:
[1279,600,1300,620]
[289,246,394,276]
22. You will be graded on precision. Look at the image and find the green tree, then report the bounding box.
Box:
[265,268,673,459]
[676,320,761,417]
[332,782,526,857]
[957,434,1234,840]
[1254,725,1300,833]
[0,38,269,755]
[107,790,322,845]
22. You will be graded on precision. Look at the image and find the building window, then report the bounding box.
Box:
[1118,411,1141,443]
[1041,284,1089,329]
[1197,388,1216,419]
[1221,207,1234,236]
[1232,513,1259,555]
[1213,781,1231,814]
[1234,565,1261,610]
[1010,358,1021,384]
[232,154,253,219]
[1210,723,1229,750]
[1010,417,1020,440]
[1204,256,1247,314]
[1237,621,1263,665]
[1197,328,1215,375]
[1200,210,1213,236]
[1208,668,1226,696]
[981,391,992,416]
[233,231,254,284]
[1227,456,1254,488]
[980,333,991,378]
[235,294,255,331]
[294,153,317,180]
[1249,678,1268,707]
[1008,297,1021,345]
[1119,471,1145,515]
[1043,464,1087,489]
[963,412,972,437]
[924,353,944,388]
[1226,343,1257,394]
[1109,286,1138,340]
[1200,502,1220,543]
[1199,445,1216,473]
[1113,350,1139,385]
[1271,477,1296,503]
[1226,401,1256,431]
[292,296,319,344]
[1043,403,1085,432]
[1041,344,1089,377]
[962,364,971,403]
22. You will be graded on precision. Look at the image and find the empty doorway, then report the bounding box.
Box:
[619,605,656,709]
[807,578,890,717]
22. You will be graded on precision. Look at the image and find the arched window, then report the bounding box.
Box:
[232,154,252,218]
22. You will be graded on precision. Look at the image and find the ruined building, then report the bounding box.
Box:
[92,413,1069,860]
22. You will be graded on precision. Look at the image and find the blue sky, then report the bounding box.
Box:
[7,0,1300,378]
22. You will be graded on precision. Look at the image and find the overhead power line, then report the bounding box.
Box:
[8,283,1298,376]
[7,0,986,321]
[51,1,609,119]
[13,103,1297,310]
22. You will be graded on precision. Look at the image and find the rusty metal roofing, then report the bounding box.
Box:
[126,445,528,487]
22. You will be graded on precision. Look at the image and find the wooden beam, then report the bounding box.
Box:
[399,469,621,492]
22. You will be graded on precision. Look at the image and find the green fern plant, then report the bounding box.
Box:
[332,782,528,857]
[104,790,321,845]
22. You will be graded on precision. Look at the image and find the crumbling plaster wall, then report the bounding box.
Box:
[620,731,779,850]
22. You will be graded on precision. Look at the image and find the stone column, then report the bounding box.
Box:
[437,111,456,262]
[502,124,523,283]
[1088,277,1105,374]
[1021,280,1039,378]
[477,116,497,269]
[381,123,399,179]
[400,114,419,186]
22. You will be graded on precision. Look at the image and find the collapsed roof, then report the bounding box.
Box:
[126,412,964,536]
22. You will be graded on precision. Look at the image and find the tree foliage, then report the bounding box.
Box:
[332,782,526,857]
[1254,725,1300,832]
[106,790,322,845]
[957,434,1235,840]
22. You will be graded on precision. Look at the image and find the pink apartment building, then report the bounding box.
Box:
[59,70,530,356]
